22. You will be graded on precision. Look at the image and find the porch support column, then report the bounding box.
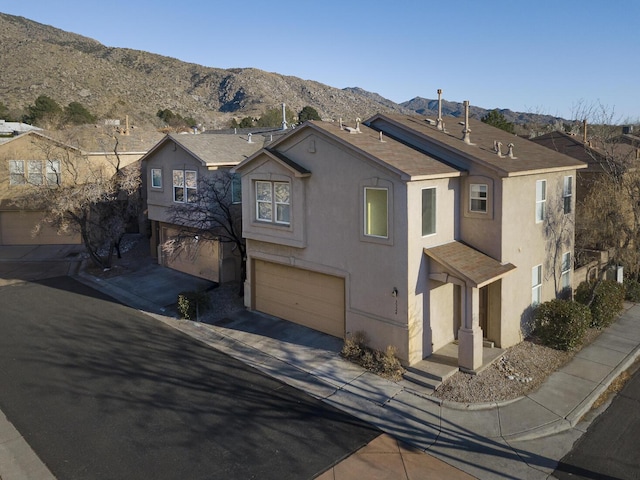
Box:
[458,285,483,372]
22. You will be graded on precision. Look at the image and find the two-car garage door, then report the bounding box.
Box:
[254,259,345,338]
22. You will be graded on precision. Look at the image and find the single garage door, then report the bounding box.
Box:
[254,259,345,338]
[161,226,220,282]
[0,211,80,245]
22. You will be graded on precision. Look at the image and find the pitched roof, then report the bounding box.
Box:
[367,114,587,177]
[425,241,516,288]
[144,133,267,167]
[304,121,461,180]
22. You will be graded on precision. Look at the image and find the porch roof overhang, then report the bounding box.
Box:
[425,241,516,289]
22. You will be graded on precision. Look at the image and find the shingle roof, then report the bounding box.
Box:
[425,241,516,288]
[367,114,587,177]
[306,121,461,180]
[167,133,266,166]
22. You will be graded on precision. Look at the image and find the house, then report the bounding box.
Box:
[0,120,41,137]
[0,129,160,245]
[142,132,267,283]
[234,103,586,371]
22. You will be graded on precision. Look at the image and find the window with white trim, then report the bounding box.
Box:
[422,187,436,236]
[563,176,573,214]
[470,183,488,213]
[151,168,162,188]
[561,252,571,290]
[364,187,388,237]
[173,169,197,203]
[9,160,60,185]
[256,180,290,224]
[532,264,542,305]
[535,180,546,223]
[9,160,25,185]
[46,160,61,185]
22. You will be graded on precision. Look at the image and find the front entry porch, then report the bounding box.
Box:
[402,342,506,396]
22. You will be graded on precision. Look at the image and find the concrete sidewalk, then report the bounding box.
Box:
[76,263,640,479]
[2,243,639,479]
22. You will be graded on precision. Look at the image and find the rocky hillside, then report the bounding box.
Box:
[0,12,564,129]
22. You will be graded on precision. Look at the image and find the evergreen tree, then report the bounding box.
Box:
[24,95,63,126]
[481,109,515,134]
[65,102,96,125]
[298,106,321,123]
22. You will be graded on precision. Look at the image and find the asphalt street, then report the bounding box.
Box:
[553,362,640,480]
[0,276,380,479]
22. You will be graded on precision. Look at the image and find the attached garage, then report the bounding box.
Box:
[253,259,345,338]
[0,211,80,245]
[159,225,220,282]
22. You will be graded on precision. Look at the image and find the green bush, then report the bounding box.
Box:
[177,291,209,320]
[533,299,591,351]
[624,277,640,302]
[575,280,625,329]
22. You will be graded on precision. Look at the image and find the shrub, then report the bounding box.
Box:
[575,280,625,329]
[341,331,405,381]
[624,277,640,302]
[177,291,209,320]
[533,299,591,351]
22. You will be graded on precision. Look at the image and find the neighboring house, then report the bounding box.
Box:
[142,133,266,283]
[235,109,586,371]
[0,129,157,245]
[0,119,41,138]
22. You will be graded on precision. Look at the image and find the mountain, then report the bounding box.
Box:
[0,12,563,129]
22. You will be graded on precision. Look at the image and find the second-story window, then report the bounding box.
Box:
[470,184,487,213]
[46,160,61,185]
[364,187,388,238]
[9,160,61,185]
[256,180,290,225]
[536,179,546,223]
[563,176,573,214]
[231,174,242,204]
[9,160,25,185]
[151,168,162,188]
[173,169,197,203]
[532,264,542,305]
[561,252,571,290]
[422,187,436,236]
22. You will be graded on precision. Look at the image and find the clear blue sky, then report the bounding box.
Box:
[2,0,638,122]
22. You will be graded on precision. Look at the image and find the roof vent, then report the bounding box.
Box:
[494,141,504,157]
[462,101,473,145]
[507,142,517,159]
[436,89,444,131]
[343,117,361,134]
[379,131,385,142]
[247,133,252,143]
[426,119,436,126]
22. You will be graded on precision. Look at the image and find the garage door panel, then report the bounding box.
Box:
[1,211,80,245]
[254,260,345,338]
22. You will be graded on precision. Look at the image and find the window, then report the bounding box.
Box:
[28,160,43,185]
[256,180,290,224]
[561,252,571,290]
[173,169,197,203]
[46,160,61,185]
[231,173,242,204]
[9,160,25,185]
[364,187,388,237]
[470,184,487,213]
[151,168,162,188]
[535,180,546,223]
[9,160,60,185]
[422,187,436,236]
[532,264,542,305]
[563,176,573,214]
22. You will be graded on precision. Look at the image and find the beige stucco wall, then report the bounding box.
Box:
[241,131,419,361]
[499,170,577,347]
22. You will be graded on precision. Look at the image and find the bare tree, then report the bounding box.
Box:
[10,131,141,269]
[164,169,245,294]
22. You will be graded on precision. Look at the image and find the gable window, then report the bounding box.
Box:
[532,264,542,305]
[9,160,25,185]
[46,160,61,185]
[561,252,571,290]
[470,184,487,213]
[256,180,290,224]
[535,180,546,223]
[173,169,197,203]
[563,176,573,214]
[422,187,436,236]
[364,187,388,238]
[151,168,162,188]
[231,173,242,204]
